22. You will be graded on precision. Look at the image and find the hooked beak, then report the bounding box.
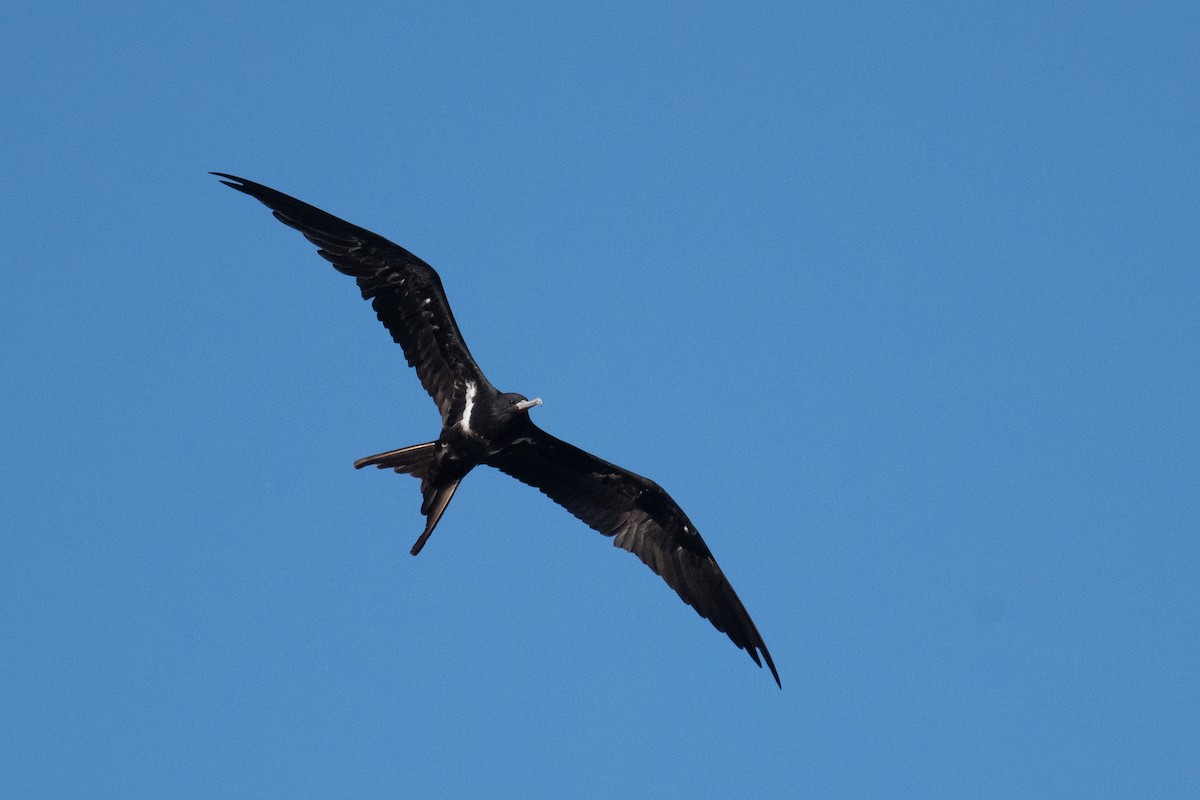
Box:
[515,397,542,411]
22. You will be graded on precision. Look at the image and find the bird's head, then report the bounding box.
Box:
[487,392,541,433]
[505,393,542,413]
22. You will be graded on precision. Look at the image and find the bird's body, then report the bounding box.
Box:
[215,173,779,686]
[357,384,544,556]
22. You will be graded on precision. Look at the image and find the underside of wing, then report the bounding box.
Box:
[487,425,779,686]
[215,173,490,419]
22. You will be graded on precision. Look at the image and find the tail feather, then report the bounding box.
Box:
[411,479,461,556]
[354,442,437,475]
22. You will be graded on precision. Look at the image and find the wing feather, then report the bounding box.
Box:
[214,173,490,419]
[488,425,780,686]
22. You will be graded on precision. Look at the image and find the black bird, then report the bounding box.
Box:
[215,173,779,686]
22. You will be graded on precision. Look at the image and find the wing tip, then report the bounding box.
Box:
[212,171,259,197]
[743,633,781,688]
[761,646,781,689]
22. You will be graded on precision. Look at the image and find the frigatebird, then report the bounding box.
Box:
[215,173,779,686]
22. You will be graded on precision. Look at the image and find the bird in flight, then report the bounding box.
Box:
[215,173,779,686]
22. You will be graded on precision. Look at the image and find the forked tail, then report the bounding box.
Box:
[353,441,461,556]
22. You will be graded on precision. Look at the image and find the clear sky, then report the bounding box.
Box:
[2,2,1197,797]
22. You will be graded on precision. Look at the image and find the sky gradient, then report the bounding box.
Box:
[2,2,1197,797]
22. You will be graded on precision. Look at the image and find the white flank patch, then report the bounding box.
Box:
[461,381,477,434]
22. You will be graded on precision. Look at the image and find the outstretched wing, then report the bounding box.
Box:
[214,173,490,420]
[487,425,779,686]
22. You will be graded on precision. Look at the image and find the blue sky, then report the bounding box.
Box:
[2,1,1197,797]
